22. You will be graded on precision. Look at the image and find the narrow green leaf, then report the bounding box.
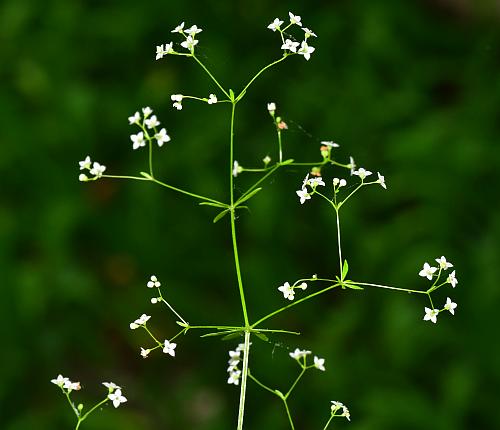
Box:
[229,89,235,101]
[221,332,243,341]
[235,187,262,206]
[176,321,189,328]
[199,201,228,208]
[254,332,269,342]
[341,260,349,280]
[201,330,237,338]
[213,209,230,223]
[140,172,153,180]
[345,282,363,290]
[281,159,294,165]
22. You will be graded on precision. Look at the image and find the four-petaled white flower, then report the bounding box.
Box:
[377,172,387,189]
[89,162,106,178]
[330,401,350,420]
[128,111,140,125]
[185,25,202,35]
[289,348,311,360]
[289,12,302,26]
[163,340,177,357]
[147,275,161,288]
[314,356,325,371]
[419,262,437,280]
[321,141,339,148]
[308,177,325,188]
[281,39,300,53]
[51,374,69,387]
[444,297,457,315]
[155,44,165,60]
[267,102,276,114]
[303,27,317,38]
[145,115,160,129]
[435,256,453,270]
[278,282,295,300]
[352,167,372,180]
[130,131,146,150]
[233,160,243,177]
[155,128,170,147]
[129,313,151,330]
[207,94,217,104]
[181,35,198,51]
[103,382,121,391]
[227,370,241,385]
[171,94,183,110]
[267,18,283,32]
[333,178,347,187]
[108,389,127,408]
[140,347,150,358]
[63,380,81,391]
[296,188,311,204]
[447,270,458,288]
[172,22,185,33]
[142,106,152,117]
[298,41,315,60]
[423,307,439,324]
[79,156,92,170]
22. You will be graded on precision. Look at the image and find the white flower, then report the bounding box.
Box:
[320,141,339,148]
[298,40,315,60]
[263,155,271,165]
[278,282,295,300]
[267,18,283,31]
[108,389,127,408]
[444,297,457,315]
[171,94,183,110]
[236,342,250,352]
[51,374,69,387]
[419,262,437,280]
[89,162,106,178]
[128,111,140,125]
[297,282,307,290]
[267,102,276,114]
[303,27,317,38]
[130,131,146,150]
[156,44,165,60]
[233,160,243,177]
[289,12,302,26]
[145,115,160,129]
[349,156,356,174]
[155,128,170,147]
[331,401,344,412]
[173,102,182,110]
[147,275,161,288]
[227,370,241,385]
[296,188,311,204]
[423,307,439,324]
[151,297,158,304]
[155,42,174,60]
[289,348,311,360]
[63,380,81,391]
[331,401,350,420]
[79,156,92,170]
[314,356,325,371]
[308,177,325,188]
[181,35,198,51]
[185,25,202,35]
[172,22,185,33]
[281,38,299,53]
[140,347,150,358]
[207,94,217,104]
[142,106,152,117]
[103,382,121,391]
[129,313,151,329]
[377,172,387,189]
[352,167,372,180]
[229,350,241,359]
[79,174,88,182]
[302,173,310,188]
[447,270,458,288]
[435,256,453,270]
[163,340,177,357]
[333,178,347,187]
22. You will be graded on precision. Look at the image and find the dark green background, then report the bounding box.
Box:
[2,0,499,429]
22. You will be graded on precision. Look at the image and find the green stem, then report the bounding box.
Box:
[351,281,427,295]
[152,177,224,205]
[148,139,154,177]
[64,391,79,417]
[282,398,295,430]
[252,283,340,328]
[248,371,276,396]
[285,367,306,398]
[237,164,280,203]
[322,414,334,430]
[237,331,251,430]
[338,183,363,208]
[335,208,342,275]
[192,55,230,98]
[278,130,283,163]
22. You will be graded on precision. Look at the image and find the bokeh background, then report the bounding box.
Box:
[2,0,500,429]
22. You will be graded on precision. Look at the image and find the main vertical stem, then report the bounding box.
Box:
[335,208,343,274]
[229,101,251,430]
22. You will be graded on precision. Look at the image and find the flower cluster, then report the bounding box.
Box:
[278,281,307,300]
[78,156,106,182]
[268,12,317,61]
[289,348,326,371]
[129,313,151,330]
[330,401,350,421]
[419,256,458,323]
[51,374,81,392]
[129,107,171,149]
[296,173,325,204]
[227,343,250,386]
[155,22,203,60]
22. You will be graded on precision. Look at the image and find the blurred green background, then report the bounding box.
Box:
[2,0,500,429]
